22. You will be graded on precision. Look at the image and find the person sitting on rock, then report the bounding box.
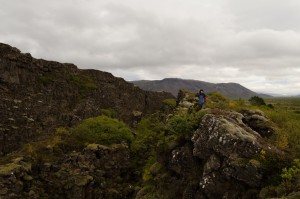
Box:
[197,89,206,109]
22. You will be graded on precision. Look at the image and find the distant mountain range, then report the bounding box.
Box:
[132,78,271,99]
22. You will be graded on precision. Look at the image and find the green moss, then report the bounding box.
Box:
[149,162,162,176]
[36,74,56,86]
[284,192,300,199]
[219,118,256,143]
[55,127,71,136]
[74,175,93,186]
[162,99,177,109]
[23,174,33,181]
[143,157,157,182]
[85,143,109,151]
[249,159,261,167]
[0,163,22,176]
[67,74,97,95]
[136,185,167,199]
[100,109,117,118]
[133,111,143,117]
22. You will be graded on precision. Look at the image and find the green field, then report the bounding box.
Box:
[265,97,300,114]
[258,97,300,159]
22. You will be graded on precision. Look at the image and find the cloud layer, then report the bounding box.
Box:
[1,0,300,95]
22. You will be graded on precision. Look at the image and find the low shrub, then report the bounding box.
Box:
[206,92,231,110]
[162,99,177,109]
[70,115,133,145]
[281,159,300,194]
[249,96,266,106]
[166,110,206,139]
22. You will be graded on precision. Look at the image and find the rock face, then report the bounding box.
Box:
[191,112,268,198]
[0,43,174,155]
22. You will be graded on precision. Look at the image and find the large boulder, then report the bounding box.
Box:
[191,112,281,198]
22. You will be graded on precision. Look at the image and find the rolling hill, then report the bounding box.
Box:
[132,78,270,99]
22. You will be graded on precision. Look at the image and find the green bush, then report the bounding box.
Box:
[162,99,177,109]
[166,110,206,139]
[131,118,162,153]
[130,115,165,177]
[71,115,133,145]
[249,96,266,106]
[281,159,300,193]
[206,92,231,109]
[260,159,300,198]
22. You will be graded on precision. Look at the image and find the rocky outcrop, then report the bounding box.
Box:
[0,143,133,199]
[191,112,275,198]
[144,109,282,199]
[0,43,174,155]
[240,109,276,138]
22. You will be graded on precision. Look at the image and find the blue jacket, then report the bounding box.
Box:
[198,93,206,105]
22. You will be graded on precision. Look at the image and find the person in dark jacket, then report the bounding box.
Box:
[197,89,206,109]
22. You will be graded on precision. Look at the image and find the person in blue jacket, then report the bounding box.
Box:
[197,89,206,109]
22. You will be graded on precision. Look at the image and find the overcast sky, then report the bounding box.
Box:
[1,0,300,95]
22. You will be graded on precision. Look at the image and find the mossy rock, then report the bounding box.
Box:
[85,143,109,151]
[133,111,143,117]
[74,175,93,186]
[284,192,300,199]
[219,117,257,143]
[0,163,22,176]
[150,162,162,176]
[230,158,262,169]
[23,174,33,181]
[249,159,261,168]
[135,185,155,199]
[231,158,251,167]
[107,188,121,198]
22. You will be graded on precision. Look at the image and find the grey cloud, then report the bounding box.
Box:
[0,0,300,95]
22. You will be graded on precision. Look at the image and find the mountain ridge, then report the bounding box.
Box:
[132,78,271,99]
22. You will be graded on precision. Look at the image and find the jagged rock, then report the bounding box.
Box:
[240,109,276,138]
[203,154,220,175]
[0,42,174,155]
[191,112,282,198]
[0,143,133,198]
